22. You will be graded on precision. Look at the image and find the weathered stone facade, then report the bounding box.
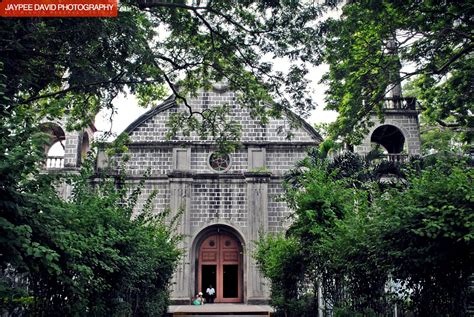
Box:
[98,84,322,304]
[41,81,425,306]
[42,82,424,305]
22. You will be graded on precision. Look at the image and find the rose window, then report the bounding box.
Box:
[209,152,231,172]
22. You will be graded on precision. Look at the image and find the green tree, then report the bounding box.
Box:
[419,118,468,155]
[1,155,181,315]
[0,1,338,148]
[254,234,312,317]
[375,158,473,315]
[0,90,180,315]
[403,78,470,155]
[258,151,396,315]
[284,151,399,315]
[0,2,335,315]
[321,1,473,144]
[257,150,473,316]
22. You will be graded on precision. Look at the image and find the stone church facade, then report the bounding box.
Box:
[44,81,421,305]
[95,83,323,304]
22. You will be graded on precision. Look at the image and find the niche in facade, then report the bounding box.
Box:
[80,132,90,162]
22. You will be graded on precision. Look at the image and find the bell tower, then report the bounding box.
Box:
[354,39,421,161]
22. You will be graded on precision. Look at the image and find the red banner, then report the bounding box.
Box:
[0,0,118,17]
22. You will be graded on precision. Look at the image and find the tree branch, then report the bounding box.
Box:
[432,43,473,75]
[138,0,267,35]
[16,74,167,105]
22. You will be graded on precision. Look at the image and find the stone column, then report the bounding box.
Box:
[63,131,81,168]
[245,172,270,303]
[168,171,193,303]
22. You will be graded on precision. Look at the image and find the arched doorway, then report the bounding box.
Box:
[197,228,243,303]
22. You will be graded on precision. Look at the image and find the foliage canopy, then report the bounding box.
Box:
[322,1,473,144]
[0,0,340,149]
[1,78,180,315]
[1,144,181,315]
[256,151,473,316]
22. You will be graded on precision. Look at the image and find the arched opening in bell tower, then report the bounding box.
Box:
[370,124,406,154]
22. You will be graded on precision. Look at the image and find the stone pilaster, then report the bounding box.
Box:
[244,172,270,303]
[63,131,80,168]
[168,171,193,302]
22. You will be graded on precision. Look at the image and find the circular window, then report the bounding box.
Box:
[225,240,231,247]
[209,240,215,247]
[208,152,231,172]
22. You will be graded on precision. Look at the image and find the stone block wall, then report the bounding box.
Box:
[63,130,81,167]
[130,180,170,217]
[99,84,322,303]
[268,181,289,232]
[266,147,308,175]
[118,141,315,303]
[190,179,247,229]
[125,144,310,233]
[354,111,421,156]
[123,147,173,176]
[127,89,317,144]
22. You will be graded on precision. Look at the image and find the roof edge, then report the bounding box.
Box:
[123,96,177,135]
[122,94,323,144]
[283,108,323,143]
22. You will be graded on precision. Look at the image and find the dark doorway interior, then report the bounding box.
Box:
[223,265,238,298]
[201,265,217,294]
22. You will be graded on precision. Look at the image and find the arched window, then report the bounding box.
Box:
[46,141,65,168]
[41,123,66,168]
[370,125,408,162]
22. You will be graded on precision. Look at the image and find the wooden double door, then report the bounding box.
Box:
[198,232,242,303]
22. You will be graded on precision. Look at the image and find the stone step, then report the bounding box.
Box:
[168,304,273,317]
[169,315,269,317]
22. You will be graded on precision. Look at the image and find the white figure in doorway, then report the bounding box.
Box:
[206,285,216,303]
